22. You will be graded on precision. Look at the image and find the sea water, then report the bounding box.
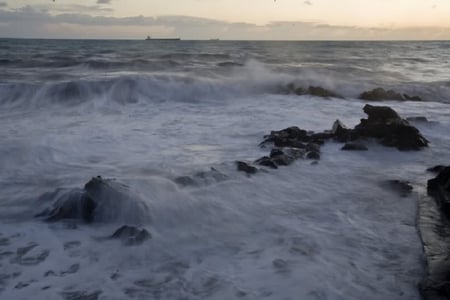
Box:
[1,39,450,299]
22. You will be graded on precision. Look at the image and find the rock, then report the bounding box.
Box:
[384,180,413,197]
[306,86,342,99]
[111,225,151,246]
[427,166,450,216]
[359,88,423,102]
[341,143,368,151]
[254,156,278,169]
[354,104,428,150]
[37,176,150,224]
[280,84,342,99]
[428,165,447,174]
[331,119,357,142]
[306,151,320,160]
[236,161,258,175]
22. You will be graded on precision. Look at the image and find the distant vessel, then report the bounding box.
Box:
[209,38,220,41]
[145,36,180,41]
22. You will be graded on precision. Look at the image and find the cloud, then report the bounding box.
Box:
[0,2,7,7]
[0,5,449,40]
[304,1,312,5]
[96,0,111,4]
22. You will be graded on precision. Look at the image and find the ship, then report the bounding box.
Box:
[145,36,180,41]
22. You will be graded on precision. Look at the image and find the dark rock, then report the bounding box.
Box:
[354,104,428,151]
[270,149,284,158]
[37,176,150,224]
[236,161,258,175]
[331,119,355,142]
[341,143,368,151]
[427,166,450,216]
[111,225,151,246]
[255,156,278,169]
[278,84,342,98]
[384,180,413,197]
[359,88,423,102]
[306,151,320,160]
[307,86,342,99]
[428,165,447,174]
[305,143,320,153]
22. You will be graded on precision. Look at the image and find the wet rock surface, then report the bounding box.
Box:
[359,87,423,102]
[341,143,368,151]
[419,166,450,300]
[280,83,343,99]
[36,176,150,224]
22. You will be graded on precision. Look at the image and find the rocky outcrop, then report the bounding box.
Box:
[354,104,429,150]
[420,166,450,299]
[428,166,450,216]
[36,176,150,224]
[359,88,423,102]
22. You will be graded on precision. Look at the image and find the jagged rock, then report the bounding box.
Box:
[341,143,368,151]
[428,166,450,216]
[331,119,357,142]
[111,225,151,246]
[359,87,423,102]
[236,161,258,174]
[354,104,428,150]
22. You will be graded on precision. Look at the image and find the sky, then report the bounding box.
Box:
[0,0,449,40]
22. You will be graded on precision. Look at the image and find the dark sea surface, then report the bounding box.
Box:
[1,39,450,299]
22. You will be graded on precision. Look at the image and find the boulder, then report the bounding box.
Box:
[37,176,150,224]
[359,88,423,102]
[354,104,428,151]
[384,180,413,197]
[280,83,342,99]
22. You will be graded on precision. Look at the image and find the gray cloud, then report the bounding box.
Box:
[304,1,313,5]
[0,5,449,40]
[96,0,111,4]
[0,2,7,7]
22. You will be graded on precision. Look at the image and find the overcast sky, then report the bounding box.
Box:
[1,0,449,40]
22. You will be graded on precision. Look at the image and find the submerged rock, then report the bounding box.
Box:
[359,87,423,102]
[37,176,150,224]
[111,225,151,246]
[236,161,258,175]
[383,180,413,197]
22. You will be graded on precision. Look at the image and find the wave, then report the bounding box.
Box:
[0,60,449,110]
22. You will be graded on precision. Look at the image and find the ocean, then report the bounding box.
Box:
[1,39,450,299]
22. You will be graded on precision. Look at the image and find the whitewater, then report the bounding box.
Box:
[1,39,450,300]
